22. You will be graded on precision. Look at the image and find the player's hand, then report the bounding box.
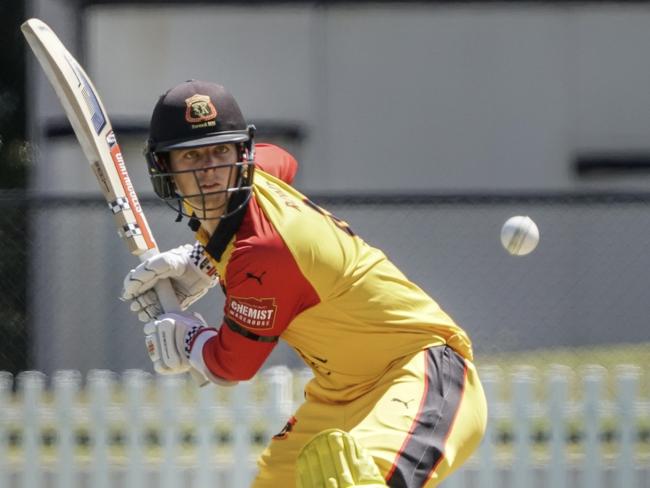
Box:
[121,242,218,322]
[143,311,217,375]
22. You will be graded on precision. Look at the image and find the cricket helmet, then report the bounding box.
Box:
[145,80,255,220]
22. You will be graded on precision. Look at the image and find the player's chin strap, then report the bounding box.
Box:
[296,429,387,488]
[189,189,250,261]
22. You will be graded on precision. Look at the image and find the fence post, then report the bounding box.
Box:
[54,370,82,488]
[231,381,253,488]
[581,365,605,488]
[124,369,150,488]
[263,366,294,445]
[88,370,114,488]
[18,371,45,488]
[511,366,535,488]
[477,366,501,488]
[547,365,570,488]
[296,368,313,406]
[194,383,217,488]
[159,374,183,488]
[614,365,640,488]
[441,464,464,488]
[0,371,13,488]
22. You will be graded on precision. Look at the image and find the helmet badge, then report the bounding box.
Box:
[184,94,218,126]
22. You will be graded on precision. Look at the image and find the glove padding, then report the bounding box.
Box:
[296,429,387,487]
[122,242,218,322]
[143,311,216,375]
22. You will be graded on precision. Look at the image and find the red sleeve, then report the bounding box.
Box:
[254,143,298,184]
[201,203,319,381]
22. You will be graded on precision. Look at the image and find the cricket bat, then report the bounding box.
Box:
[21,18,207,386]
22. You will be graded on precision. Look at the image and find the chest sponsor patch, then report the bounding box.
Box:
[227,296,277,330]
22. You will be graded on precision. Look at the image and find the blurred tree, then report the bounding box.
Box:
[0,1,28,373]
[0,1,28,186]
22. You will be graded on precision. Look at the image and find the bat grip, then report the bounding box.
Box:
[153,279,181,313]
[154,279,209,388]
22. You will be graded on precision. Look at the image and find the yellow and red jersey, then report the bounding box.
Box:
[195,144,473,401]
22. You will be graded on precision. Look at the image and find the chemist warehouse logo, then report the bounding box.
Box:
[227,296,277,330]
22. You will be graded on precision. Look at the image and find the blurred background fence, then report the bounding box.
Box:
[1,189,649,374]
[0,365,648,488]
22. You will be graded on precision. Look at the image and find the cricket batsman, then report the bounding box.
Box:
[121,80,487,487]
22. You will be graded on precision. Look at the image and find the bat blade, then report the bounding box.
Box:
[22,18,208,386]
[21,18,155,256]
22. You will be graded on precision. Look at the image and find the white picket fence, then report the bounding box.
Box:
[0,364,648,488]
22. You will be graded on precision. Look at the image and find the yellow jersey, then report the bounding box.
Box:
[195,144,473,401]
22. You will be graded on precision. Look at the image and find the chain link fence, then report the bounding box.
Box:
[1,190,649,376]
[0,195,28,373]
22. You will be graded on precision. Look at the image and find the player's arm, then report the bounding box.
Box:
[254,144,298,184]
[191,238,320,382]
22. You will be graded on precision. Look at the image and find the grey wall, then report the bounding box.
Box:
[25,1,650,373]
[30,2,650,194]
[83,3,650,192]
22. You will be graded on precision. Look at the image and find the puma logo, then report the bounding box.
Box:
[391,398,414,409]
[245,271,266,285]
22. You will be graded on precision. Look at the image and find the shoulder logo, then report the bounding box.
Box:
[227,296,277,330]
[184,94,217,124]
[245,271,266,285]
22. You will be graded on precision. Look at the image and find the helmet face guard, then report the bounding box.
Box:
[145,125,256,221]
[145,81,256,221]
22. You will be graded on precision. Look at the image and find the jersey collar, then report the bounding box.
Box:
[190,189,250,261]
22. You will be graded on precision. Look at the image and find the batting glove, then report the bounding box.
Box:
[122,242,218,322]
[143,311,218,375]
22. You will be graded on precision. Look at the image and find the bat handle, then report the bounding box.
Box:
[154,279,209,388]
[154,278,181,313]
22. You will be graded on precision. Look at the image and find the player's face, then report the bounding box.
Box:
[169,143,238,219]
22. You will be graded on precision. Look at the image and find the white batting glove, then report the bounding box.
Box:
[143,311,217,375]
[122,242,218,322]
